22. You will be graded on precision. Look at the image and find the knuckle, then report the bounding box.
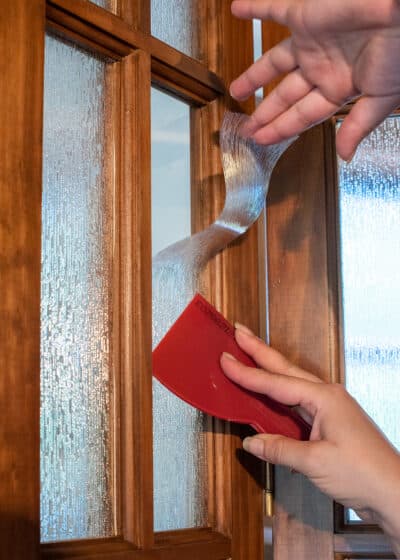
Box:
[293,102,311,127]
[268,436,287,465]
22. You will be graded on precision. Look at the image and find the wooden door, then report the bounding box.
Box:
[0,1,266,558]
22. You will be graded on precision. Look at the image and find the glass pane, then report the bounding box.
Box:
[253,19,264,105]
[89,0,116,12]
[151,0,201,60]
[151,88,207,530]
[337,116,400,524]
[41,35,114,542]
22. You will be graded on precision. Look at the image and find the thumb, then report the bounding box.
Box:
[243,434,317,473]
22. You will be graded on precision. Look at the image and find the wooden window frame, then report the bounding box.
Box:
[1,1,267,559]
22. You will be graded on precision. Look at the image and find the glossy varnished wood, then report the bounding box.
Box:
[119,51,153,548]
[190,3,265,559]
[0,0,45,558]
[267,125,337,559]
[46,0,225,104]
[120,0,150,31]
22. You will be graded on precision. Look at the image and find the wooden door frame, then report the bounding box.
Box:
[0,1,265,558]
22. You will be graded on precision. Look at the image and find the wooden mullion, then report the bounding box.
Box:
[267,126,336,559]
[120,0,150,32]
[192,2,265,559]
[212,4,266,559]
[190,100,233,538]
[0,0,45,558]
[119,50,153,548]
[46,0,224,103]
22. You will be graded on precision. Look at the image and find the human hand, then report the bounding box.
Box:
[230,0,400,161]
[220,324,400,553]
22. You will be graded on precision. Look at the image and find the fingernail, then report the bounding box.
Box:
[243,436,264,457]
[221,352,237,361]
[235,322,256,337]
[229,85,238,100]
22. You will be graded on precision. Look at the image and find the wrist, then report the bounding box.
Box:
[371,453,400,553]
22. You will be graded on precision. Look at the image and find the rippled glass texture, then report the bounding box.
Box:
[41,35,114,542]
[337,116,400,522]
[151,0,200,59]
[151,88,208,531]
[89,0,116,11]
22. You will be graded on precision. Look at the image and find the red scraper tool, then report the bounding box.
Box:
[153,293,310,440]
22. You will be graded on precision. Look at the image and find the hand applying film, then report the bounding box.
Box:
[220,323,400,550]
[152,294,309,440]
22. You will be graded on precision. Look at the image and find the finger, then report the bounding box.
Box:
[220,353,319,415]
[251,88,340,144]
[230,38,296,101]
[234,325,322,382]
[335,94,400,161]
[231,0,294,25]
[292,405,314,425]
[243,434,321,474]
[240,69,313,137]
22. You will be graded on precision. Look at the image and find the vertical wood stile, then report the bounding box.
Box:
[191,101,232,538]
[120,0,150,32]
[0,0,46,558]
[193,2,265,558]
[120,51,153,548]
[267,126,336,560]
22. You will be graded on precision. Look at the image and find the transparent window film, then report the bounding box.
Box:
[151,88,208,531]
[40,35,114,542]
[151,0,201,60]
[337,116,400,521]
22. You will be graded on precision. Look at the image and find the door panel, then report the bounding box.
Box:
[1,1,264,558]
[0,1,45,557]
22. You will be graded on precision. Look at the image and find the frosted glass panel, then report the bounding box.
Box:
[337,116,400,523]
[151,0,200,59]
[151,88,207,530]
[41,35,114,542]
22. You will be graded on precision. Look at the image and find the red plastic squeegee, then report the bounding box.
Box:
[152,293,310,440]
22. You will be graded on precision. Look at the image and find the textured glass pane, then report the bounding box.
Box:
[151,0,201,59]
[41,35,114,542]
[151,88,207,530]
[337,116,400,522]
[89,0,116,12]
